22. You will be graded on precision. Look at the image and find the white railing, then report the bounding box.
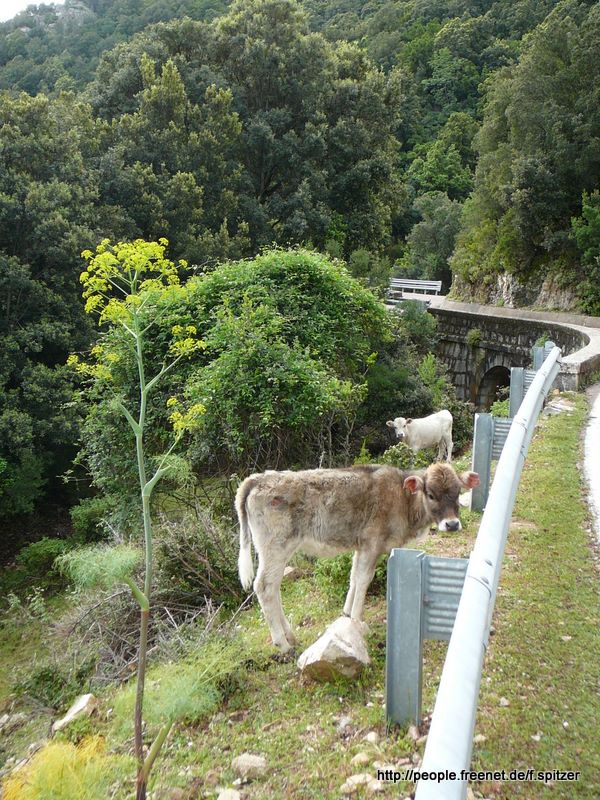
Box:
[415,345,561,800]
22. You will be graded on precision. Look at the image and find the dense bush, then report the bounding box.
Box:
[76,248,435,523]
[155,505,245,608]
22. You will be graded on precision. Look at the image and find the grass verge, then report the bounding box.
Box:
[1,392,598,799]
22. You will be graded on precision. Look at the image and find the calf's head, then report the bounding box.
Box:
[404,463,479,532]
[386,417,410,440]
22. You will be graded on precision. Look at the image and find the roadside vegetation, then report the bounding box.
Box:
[1,391,598,798]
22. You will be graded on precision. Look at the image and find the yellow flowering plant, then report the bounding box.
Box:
[72,238,205,800]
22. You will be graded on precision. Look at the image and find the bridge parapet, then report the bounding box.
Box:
[419,298,600,402]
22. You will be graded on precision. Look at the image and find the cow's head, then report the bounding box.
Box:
[403,463,479,532]
[386,417,411,439]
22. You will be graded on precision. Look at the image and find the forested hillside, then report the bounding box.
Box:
[1,0,599,526]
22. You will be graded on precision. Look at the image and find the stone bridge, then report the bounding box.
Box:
[407,297,600,409]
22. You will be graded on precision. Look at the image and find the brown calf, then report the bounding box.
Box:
[236,463,479,652]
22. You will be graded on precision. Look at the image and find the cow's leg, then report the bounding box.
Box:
[254,543,298,652]
[349,547,380,621]
[446,435,453,462]
[343,551,360,616]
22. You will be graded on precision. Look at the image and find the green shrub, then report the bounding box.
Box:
[155,506,244,608]
[466,327,482,347]
[15,538,72,585]
[70,496,115,541]
[13,656,96,711]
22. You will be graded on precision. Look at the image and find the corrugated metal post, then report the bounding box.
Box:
[532,345,543,369]
[386,549,424,726]
[470,413,493,512]
[509,367,524,418]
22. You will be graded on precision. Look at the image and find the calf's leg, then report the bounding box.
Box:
[348,547,380,621]
[253,543,298,652]
[343,551,360,616]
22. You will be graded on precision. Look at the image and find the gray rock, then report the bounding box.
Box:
[217,791,242,800]
[231,752,267,780]
[297,617,370,681]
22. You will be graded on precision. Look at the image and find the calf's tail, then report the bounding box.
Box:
[235,477,256,591]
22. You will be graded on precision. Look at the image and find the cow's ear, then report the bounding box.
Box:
[386,420,395,428]
[460,471,480,489]
[406,418,413,425]
[404,475,424,495]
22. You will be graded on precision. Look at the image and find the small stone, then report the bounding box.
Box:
[283,565,301,581]
[411,752,420,765]
[364,731,380,745]
[231,753,267,780]
[217,791,242,800]
[340,773,373,794]
[1,713,28,734]
[473,734,487,744]
[499,697,510,707]
[416,734,427,747]
[169,790,185,800]
[561,635,572,642]
[52,695,97,733]
[350,752,371,767]
[336,715,353,733]
[562,721,569,729]
[27,741,45,756]
[407,724,420,741]
[531,732,542,742]
[366,777,384,794]
[466,789,476,800]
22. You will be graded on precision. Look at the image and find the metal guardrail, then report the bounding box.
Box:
[386,551,468,726]
[414,345,561,800]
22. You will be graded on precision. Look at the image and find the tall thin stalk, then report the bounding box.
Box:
[76,240,204,800]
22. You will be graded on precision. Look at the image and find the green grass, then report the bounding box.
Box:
[1,392,598,799]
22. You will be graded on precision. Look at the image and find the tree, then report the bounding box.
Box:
[0,92,106,517]
[397,192,463,288]
[451,1,600,305]
[571,190,600,314]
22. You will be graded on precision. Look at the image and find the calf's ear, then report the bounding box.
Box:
[404,475,424,494]
[386,420,395,428]
[460,471,480,489]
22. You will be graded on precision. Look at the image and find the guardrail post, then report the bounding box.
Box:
[509,367,525,418]
[470,413,493,512]
[386,549,424,726]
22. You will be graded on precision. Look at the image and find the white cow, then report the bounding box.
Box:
[386,409,453,461]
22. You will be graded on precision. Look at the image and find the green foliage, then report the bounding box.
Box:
[452,1,600,303]
[15,538,72,585]
[466,327,483,348]
[571,190,600,314]
[397,191,463,289]
[379,441,432,470]
[78,248,410,483]
[313,552,387,605]
[13,655,96,711]
[57,544,142,591]
[69,495,115,541]
[109,639,245,736]
[418,353,446,409]
[393,300,438,357]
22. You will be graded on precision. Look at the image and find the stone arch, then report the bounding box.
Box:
[476,364,510,411]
